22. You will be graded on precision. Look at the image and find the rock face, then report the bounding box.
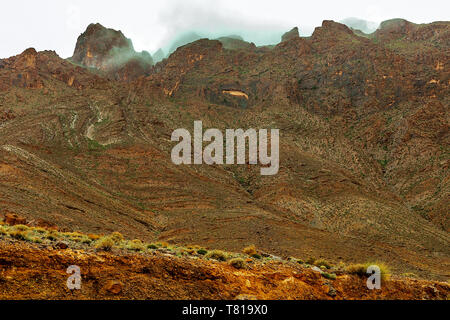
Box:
[71,23,153,81]
[0,47,105,92]
[281,27,300,42]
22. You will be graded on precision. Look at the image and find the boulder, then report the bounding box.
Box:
[105,280,123,294]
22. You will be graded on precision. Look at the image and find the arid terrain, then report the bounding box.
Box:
[0,18,448,299]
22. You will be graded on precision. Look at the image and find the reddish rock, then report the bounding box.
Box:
[105,280,123,294]
[55,242,69,250]
[4,213,27,226]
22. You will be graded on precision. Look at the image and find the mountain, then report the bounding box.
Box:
[70,23,153,81]
[152,48,166,63]
[0,19,448,283]
[281,27,300,42]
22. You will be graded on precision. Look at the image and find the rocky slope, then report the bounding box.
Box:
[0,235,448,300]
[0,19,448,286]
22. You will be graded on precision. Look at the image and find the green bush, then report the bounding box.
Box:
[110,232,124,244]
[46,230,60,241]
[126,239,145,251]
[314,259,332,269]
[95,236,115,251]
[243,245,257,256]
[205,250,228,261]
[346,262,391,281]
[229,258,246,269]
[322,272,337,280]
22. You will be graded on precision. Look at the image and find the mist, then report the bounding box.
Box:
[0,0,448,59]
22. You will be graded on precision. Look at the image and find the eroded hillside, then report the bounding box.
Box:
[0,20,448,283]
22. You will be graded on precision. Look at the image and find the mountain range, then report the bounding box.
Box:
[0,18,448,283]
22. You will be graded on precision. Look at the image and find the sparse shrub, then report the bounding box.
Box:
[14,224,29,232]
[127,239,145,252]
[297,259,304,264]
[243,245,257,256]
[229,258,246,269]
[306,257,316,265]
[8,230,30,241]
[66,232,84,242]
[147,243,158,250]
[80,236,92,244]
[34,227,47,234]
[322,272,337,280]
[206,250,228,261]
[157,242,169,248]
[251,254,262,260]
[46,230,60,241]
[346,262,391,281]
[197,249,208,255]
[110,232,124,244]
[31,237,43,244]
[345,263,366,276]
[95,236,115,251]
[314,259,332,269]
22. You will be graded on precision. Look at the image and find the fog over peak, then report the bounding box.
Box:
[340,17,380,34]
[0,0,448,59]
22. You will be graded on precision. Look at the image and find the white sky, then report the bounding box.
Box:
[0,0,448,59]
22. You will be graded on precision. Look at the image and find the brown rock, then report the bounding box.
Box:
[105,280,123,294]
[4,213,27,226]
[55,242,69,250]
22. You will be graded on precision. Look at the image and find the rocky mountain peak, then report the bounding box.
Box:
[71,23,153,81]
[315,20,353,36]
[281,27,300,42]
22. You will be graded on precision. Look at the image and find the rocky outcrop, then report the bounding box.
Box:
[281,27,300,42]
[71,23,153,81]
[0,48,103,91]
[3,213,27,226]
